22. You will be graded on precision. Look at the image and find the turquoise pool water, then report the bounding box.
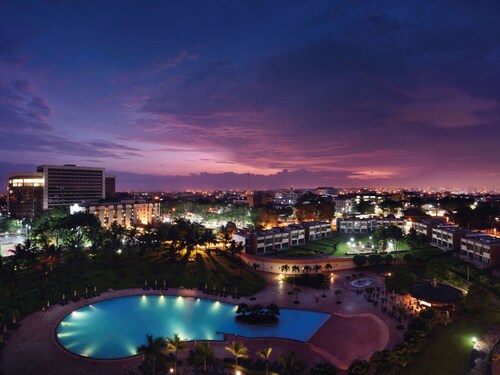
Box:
[56,295,330,359]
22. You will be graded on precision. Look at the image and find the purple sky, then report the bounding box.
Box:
[1,1,500,191]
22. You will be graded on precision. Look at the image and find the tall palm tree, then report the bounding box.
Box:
[225,341,248,368]
[334,289,343,304]
[325,263,333,272]
[195,342,213,373]
[313,264,322,273]
[279,351,305,375]
[291,265,300,274]
[303,265,312,274]
[167,333,187,374]
[257,347,273,375]
[293,287,301,304]
[137,334,167,375]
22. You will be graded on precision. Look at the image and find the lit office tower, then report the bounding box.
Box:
[37,165,105,209]
[7,172,45,218]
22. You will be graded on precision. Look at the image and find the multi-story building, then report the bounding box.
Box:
[431,225,468,252]
[336,218,406,233]
[460,233,500,267]
[412,218,446,241]
[316,187,338,196]
[7,172,44,218]
[334,198,352,215]
[37,165,105,209]
[247,191,274,207]
[71,200,161,228]
[302,221,332,240]
[376,218,407,231]
[233,222,333,254]
[273,190,301,206]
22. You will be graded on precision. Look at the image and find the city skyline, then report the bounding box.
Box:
[1,1,500,190]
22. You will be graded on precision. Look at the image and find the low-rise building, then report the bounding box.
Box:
[273,190,301,206]
[71,200,161,228]
[233,221,331,254]
[412,218,446,241]
[336,218,406,233]
[431,225,468,252]
[302,221,332,240]
[460,233,500,267]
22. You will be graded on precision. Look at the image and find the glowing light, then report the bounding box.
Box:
[57,332,78,338]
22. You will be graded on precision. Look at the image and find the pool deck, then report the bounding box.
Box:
[0,269,403,374]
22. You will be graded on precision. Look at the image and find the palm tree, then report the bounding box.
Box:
[195,342,213,373]
[334,289,343,304]
[303,265,312,274]
[137,334,167,375]
[225,341,248,368]
[279,351,305,375]
[257,347,273,375]
[347,359,370,375]
[293,287,301,304]
[291,265,300,274]
[325,263,333,272]
[281,264,290,275]
[166,333,187,374]
[313,264,322,273]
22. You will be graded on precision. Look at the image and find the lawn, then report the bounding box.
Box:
[400,319,490,375]
[0,249,267,323]
[273,232,413,258]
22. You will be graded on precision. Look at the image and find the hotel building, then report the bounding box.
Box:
[71,200,161,228]
[7,172,44,218]
[37,165,105,209]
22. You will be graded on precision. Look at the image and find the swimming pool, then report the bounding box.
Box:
[56,295,330,359]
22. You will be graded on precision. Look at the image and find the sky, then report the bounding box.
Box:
[1,0,500,191]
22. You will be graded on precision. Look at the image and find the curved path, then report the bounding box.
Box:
[0,270,401,374]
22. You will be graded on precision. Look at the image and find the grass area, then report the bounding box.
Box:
[273,232,413,258]
[400,319,490,375]
[0,249,266,323]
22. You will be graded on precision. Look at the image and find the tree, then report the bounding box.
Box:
[386,266,417,294]
[463,282,491,311]
[225,341,248,368]
[313,264,322,273]
[310,363,338,375]
[368,254,383,265]
[303,265,312,274]
[257,347,273,375]
[347,359,370,375]
[334,289,343,304]
[291,265,300,274]
[354,199,374,214]
[279,351,305,375]
[218,222,238,250]
[251,205,280,230]
[325,263,333,272]
[166,333,187,373]
[352,255,367,267]
[293,287,301,303]
[281,264,290,275]
[137,334,167,375]
[194,342,214,373]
